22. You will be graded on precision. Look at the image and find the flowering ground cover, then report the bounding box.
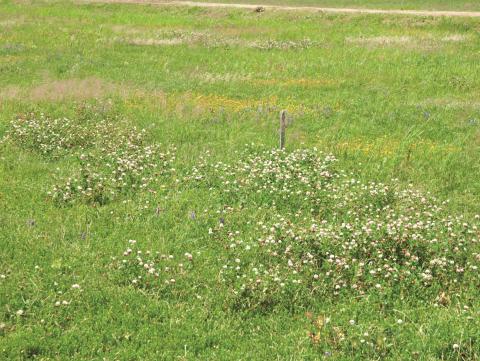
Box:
[1,1,479,360]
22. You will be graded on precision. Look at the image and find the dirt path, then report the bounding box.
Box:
[85,0,480,17]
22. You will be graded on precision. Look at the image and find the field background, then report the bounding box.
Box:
[1,0,480,359]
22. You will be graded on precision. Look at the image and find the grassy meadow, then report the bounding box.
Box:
[1,1,480,360]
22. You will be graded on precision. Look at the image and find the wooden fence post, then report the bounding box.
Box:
[279,110,286,150]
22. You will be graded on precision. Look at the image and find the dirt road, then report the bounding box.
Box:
[84,0,480,17]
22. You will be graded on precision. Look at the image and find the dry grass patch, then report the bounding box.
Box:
[0,17,24,28]
[115,29,210,47]
[441,34,469,42]
[0,77,122,102]
[346,33,469,50]
[127,38,185,46]
[212,25,271,37]
[346,35,413,47]
[113,25,318,50]
[381,17,442,28]
[110,24,148,35]
[193,72,252,84]
[252,77,338,88]
[416,97,480,110]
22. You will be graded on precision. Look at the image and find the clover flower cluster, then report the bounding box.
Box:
[3,111,176,205]
[4,112,88,157]
[49,142,175,205]
[187,147,479,310]
[3,112,131,158]
[185,147,338,210]
[220,209,479,309]
[113,240,194,292]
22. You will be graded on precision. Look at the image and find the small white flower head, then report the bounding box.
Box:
[184,252,193,261]
[55,301,61,307]
[61,300,70,305]
[71,284,81,289]
[397,319,403,324]
[349,319,355,325]
[16,309,24,316]
[128,240,136,245]
[453,344,460,350]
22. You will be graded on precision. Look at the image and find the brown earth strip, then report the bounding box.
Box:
[81,0,480,17]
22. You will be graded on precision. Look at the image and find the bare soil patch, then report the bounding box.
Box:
[82,0,480,18]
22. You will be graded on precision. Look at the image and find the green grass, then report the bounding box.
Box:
[180,0,480,11]
[1,1,480,360]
